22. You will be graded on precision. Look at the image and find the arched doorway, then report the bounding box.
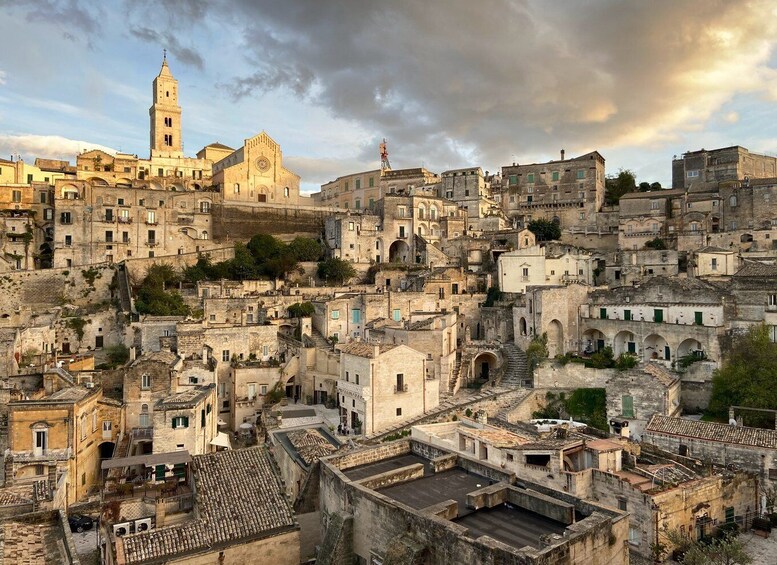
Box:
[389,240,410,263]
[582,329,605,354]
[99,441,115,459]
[519,317,528,336]
[547,320,563,357]
[677,338,703,359]
[473,352,498,383]
[614,331,636,356]
[643,333,669,361]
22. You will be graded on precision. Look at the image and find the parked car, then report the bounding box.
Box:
[68,514,94,533]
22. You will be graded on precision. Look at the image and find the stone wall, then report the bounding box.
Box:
[211,202,325,241]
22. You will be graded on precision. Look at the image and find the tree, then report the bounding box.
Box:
[708,325,777,427]
[639,182,652,192]
[135,264,190,316]
[228,242,258,280]
[650,181,662,191]
[287,301,315,318]
[644,237,667,250]
[665,529,752,565]
[317,258,357,285]
[247,234,286,264]
[288,237,323,262]
[604,168,637,205]
[527,219,561,242]
[526,333,549,374]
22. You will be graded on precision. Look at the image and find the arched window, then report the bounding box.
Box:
[284,187,289,197]
[139,404,150,427]
[729,195,737,207]
[418,204,426,219]
[201,231,209,240]
[234,183,240,194]
[430,205,438,220]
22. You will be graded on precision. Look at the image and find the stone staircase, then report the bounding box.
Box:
[500,343,529,388]
[308,328,332,351]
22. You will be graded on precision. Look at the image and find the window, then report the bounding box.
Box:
[396,408,402,416]
[694,311,703,325]
[147,211,156,224]
[711,258,718,270]
[651,200,660,210]
[355,374,360,385]
[509,174,517,185]
[263,345,269,357]
[622,395,634,418]
[729,195,737,207]
[222,350,230,362]
[92,410,98,432]
[579,212,585,220]
[61,212,72,224]
[33,427,48,455]
[552,171,559,181]
[687,170,699,178]
[141,374,151,389]
[139,404,150,427]
[355,199,360,209]
[527,173,535,183]
[355,179,361,190]
[576,169,585,179]
[12,190,21,203]
[261,385,268,395]
[628,527,641,546]
[352,309,361,323]
[392,308,401,322]
[522,267,529,277]
[623,309,631,321]
[44,209,53,220]
[234,183,240,194]
[600,308,607,319]
[172,416,189,429]
[200,201,211,213]
[653,309,664,323]
[147,229,156,244]
[248,384,256,400]
[345,371,349,382]
[770,294,777,307]
[396,373,404,392]
[65,235,72,247]
[105,230,113,243]
[102,421,112,439]
[331,310,340,320]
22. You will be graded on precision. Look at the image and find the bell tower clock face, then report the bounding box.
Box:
[255,156,271,173]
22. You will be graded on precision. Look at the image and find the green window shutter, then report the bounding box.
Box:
[600,308,607,319]
[694,311,703,325]
[654,309,663,323]
[171,417,176,429]
[624,309,631,321]
[622,396,634,418]
[155,464,166,481]
[183,417,189,428]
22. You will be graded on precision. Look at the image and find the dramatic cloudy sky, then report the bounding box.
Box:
[2,0,777,193]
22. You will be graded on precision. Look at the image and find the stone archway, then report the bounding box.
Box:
[643,333,669,361]
[473,351,499,382]
[99,441,115,459]
[547,319,563,357]
[389,240,410,263]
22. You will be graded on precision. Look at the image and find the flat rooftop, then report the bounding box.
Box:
[378,468,491,517]
[455,504,567,549]
[343,453,431,481]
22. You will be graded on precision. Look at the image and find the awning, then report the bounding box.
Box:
[209,432,232,449]
[101,450,191,470]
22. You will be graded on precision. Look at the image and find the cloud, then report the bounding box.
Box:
[722,111,740,124]
[179,0,777,172]
[0,134,117,162]
[0,70,6,85]
[129,27,204,70]
[9,0,106,45]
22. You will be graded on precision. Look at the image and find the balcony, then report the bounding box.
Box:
[178,216,194,225]
[99,215,116,223]
[146,240,158,247]
[145,220,158,226]
[131,427,154,441]
[394,383,408,393]
[118,216,133,224]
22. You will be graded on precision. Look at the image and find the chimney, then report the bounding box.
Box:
[560,149,565,161]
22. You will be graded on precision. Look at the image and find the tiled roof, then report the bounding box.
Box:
[337,342,396,358]
[120,447,296,564]
[156,384,214,409]
[287,429,337,465]
[461,427,531,448]
[734,261,777,278]
[696,246,732,254]
[131,350,180,367]
[645,415,777,449]
[43,386,90,402]
[641,363,679,387]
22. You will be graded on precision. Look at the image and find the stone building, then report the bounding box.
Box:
[513,284,591,357]
[692,246,738,277]
[0,181,54,271]
[644,415,777,484]
[5,368,121,503]
[501,150,606,230]
[715,260,777,338]
[317,439,629,565]
[314,165,440,209]
[672,145,777,189]
[337,343,435,434]
[616,189,681,250]
[497,244,594,294]
[105,447,299,565]
[270,426,339,502]
[151,384,218,455]
[580,277,728,364]
[439,167,504,231]
[229,359,284,429]
[603,249,679,288]
[211,131,302,205]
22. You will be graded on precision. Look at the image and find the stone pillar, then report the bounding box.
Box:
[155,497,166,528]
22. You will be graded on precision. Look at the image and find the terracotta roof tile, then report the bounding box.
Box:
[646,415,777,449]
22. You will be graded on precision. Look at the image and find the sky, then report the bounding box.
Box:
[2,0,777,194]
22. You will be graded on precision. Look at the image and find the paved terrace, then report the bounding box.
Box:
[335,443,578,553]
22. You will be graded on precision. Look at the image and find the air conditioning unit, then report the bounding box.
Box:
[134,518,153,532]
[113,522,132,537]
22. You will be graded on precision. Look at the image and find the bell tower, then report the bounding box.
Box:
[149,51,183,158]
